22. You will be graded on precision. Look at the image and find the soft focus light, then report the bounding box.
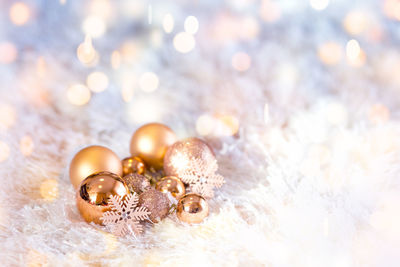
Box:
[9,2,30,26]
[215,115,239,136]
[383,0,400,21]
[67,84,91,106]
[86,71,109,93]
[77,36,98,65]
[346,39,365,66]
[111,50,121,69]
[264,103,270,124]
[36,57,47,77]
[310,0,329,10]
[119,71,137,102]
[0,141,10,162]
[343,11,368,35]
[238,16,259,40]
[40,179,58,201]
[369,104,390,124]
[184,16,199,34]
[120,40,140,62]
[196,114,216,136]
[82,16,106,38]
[326,102,348,126]
[139,72,159,92]
[127,97,162,123]
[0,42,17,64]
[0,104,17,129]
[260,0,281,22]
[232,52,251,72]
[163,13,174,33]
[20,135,34,156]
[89,0,113,20]
[318,42,342,65]
[173,32,195,53]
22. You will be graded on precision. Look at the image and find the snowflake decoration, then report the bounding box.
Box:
[100,193,150,237]
[178,156,225,199]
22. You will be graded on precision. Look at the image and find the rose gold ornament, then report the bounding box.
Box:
[176,193,209,224]
[155,176,186,199]
[69,145,123,189]
[138,188,170,222]
[122,156,146,176]
[163,137,215,177]
[130,123,177,170]
[122,173,151,194]
[76,171,129,225]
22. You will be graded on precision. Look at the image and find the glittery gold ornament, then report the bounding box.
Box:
[138,188,170,222]
[122,156,146,176]
[69,145,123,189]
[176,193,209,224]
[155,176,186,199]
[76,171,129,225]
[163,137,215,177]
[130,123,177,170]
[122,173,151,194]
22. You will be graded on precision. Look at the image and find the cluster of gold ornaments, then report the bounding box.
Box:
[70,123,224,236]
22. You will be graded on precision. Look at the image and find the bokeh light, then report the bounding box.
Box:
[77,36,98,65]
[111,50,121,69]
[82,16,106,38]
[318,42,342,65]
[67,84,91,106]
[232,52,251,72]
[163,13,174,33]
[196,114,216,136]
[260,0,281,22]
[0,104,17,129]
[20,135,34,157]
[139,72,159,92]
[184,16,199,34]
[0,42,18,64]
[369,104,390,124]
[86,71,109,93]
[173,32,195,53]
[310,0,329,10]
[346,39,366,66]
[343,10,368,35]
[215,115,239,136]
[9,2,30,26]
[40,179,58,201]
[0,141,10,162]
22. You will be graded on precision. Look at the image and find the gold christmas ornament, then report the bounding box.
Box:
[76,171,129,225]
[130,123,177,170]
[155,176,186,199]
[163,137,215,177]
[176,193,209,224]
[69,145,123,189]
[138,188,170,222]
[122,156,146,176]
[122,173,151,194]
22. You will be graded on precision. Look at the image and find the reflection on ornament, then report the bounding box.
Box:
[76,172,129,225]
[177,193,209,224]
[156,176,186,199]
[122,156,146,176]
[69,145,123,189]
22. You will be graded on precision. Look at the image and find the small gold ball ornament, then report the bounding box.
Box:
[122,173,151,194]
[164,137,215,177]
[130,123,177,170]
[69,145,123,189]
[76,171,129,225]
[138,188,170,222]
[155,176,186,199]
[176,193,209,224]
[122,156,146,176]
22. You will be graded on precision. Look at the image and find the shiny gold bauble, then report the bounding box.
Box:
[130,123,177,170]
[155,176,186,199]
[122,156,146,176]
[164,137,215,177]
[76,171,129,225]
[176,193,209,224]
[69,145,123,189]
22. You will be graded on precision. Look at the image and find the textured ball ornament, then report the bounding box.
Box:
[156,176,186,199]
[76,171,129,225]
[122,173,151,194]
[69,145,123,189]
[138,188,170,222]
[176,193,209,224]
[130,123,177,170]
[164,137,215,177]
[122,156,146,176]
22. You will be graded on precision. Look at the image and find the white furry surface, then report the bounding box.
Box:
[1,0,400,266]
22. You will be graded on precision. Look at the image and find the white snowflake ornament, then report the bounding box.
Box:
[100,193,150,237]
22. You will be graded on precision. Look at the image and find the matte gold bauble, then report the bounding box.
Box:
[122,173,151,194]
[69,145,123,189]
[176,193,209,224]
[130,123,177,170]
[155,176,186,199]
[164,137,215,177]
[138,188,170,222]
[76,171,129,225]
[122,156,146,176]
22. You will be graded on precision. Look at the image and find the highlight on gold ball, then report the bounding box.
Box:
[176,193,209,224]
[155,176,186,199]
[122,156,146,176]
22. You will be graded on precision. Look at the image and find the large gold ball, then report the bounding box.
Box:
[121,156,146,176]
[155,176,186,199]
[130,123,177,170]
[69,145,123,189]
[164,137,215,177]
[176,193,209,224]
[76,171,129,225]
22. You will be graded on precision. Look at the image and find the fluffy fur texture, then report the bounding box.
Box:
[1,0,399,266]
